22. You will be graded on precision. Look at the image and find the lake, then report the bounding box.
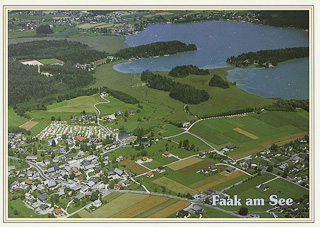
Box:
[113,20,309,100]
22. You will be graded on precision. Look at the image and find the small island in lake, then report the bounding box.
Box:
[226,47,309,68]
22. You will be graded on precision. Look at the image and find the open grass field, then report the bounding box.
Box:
[153,177,198,195]
[8,107,29,127]
[160,124,185,137]
[77,193,149,218]
[38,58,64,65]
[8,199,45,218]
[194,171,245,192]
[189,110,309,159]
[109,196,169,218]
[266,178,308,199]
[121,160,149,174]
[19,120,39,131]
[101,192,123,202]
[220,174,308,213]
[170,68,274,117]
[76,23,106,29]
[171,133,211,152]
[233,127,259,140]
[147,200,190,218]
[176,159,216,175]
[47,94,100,114]
[226,173,276,196]
[167,156,203,171]
[201,206,237,218]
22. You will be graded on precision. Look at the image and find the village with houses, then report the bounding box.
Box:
[6,9,310,220]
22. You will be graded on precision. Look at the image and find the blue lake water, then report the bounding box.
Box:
[113,20,309,99]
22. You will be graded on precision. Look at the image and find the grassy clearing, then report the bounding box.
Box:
[102,192,123,202]
[8,107,29,127]
[78,193,149,218]
[153,177,198,195]
[167,156,203,171]
[121,160,149,174]
[160,124,185,137]
[189,110,308,159]
[110,196,169,218]
[147,200,190,218]
[171,133,211,152]
[38,58,64,65]
[202,206,237,218]
[8,199,45,218]
[226,173,276,196]
[266,178,308,199]
[47,94,100,114]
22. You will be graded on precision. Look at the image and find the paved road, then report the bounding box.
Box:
[9,156,53,181]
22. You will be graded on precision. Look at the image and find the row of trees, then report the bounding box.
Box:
[226,47,309,68]
[9,40,108,64]
[168,65,209,77]
[208,74,229,89]
[114,41,197,59]
[141,70,210,104]
[264,99,309,112]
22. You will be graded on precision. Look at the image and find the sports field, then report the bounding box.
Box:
[189,110,309,159]
[122,160,149,174]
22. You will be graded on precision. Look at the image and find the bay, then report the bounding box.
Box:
[113,20,309,99]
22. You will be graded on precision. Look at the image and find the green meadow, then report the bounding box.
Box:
[189,110,309,159]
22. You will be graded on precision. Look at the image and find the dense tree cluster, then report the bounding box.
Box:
[168,65,209,77]
[264,99,309,112]
[226,47,309,68]
[36,25,54,35]
[9,59,94,106]
[107,88,139,104]
[9,40,107,64]
[141,70,209,104]
[257,10,309,30]
[208,74,229,89]
[113,41,197,59]
[202,107,256,119]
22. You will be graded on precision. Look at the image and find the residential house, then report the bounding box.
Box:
[38,194,48,202]
[114,168,124,176]
[226,166,235,172]
[39,204,49,211]
[54,208,63,216]
[146,172,154,178]
[191,205,203,213]
[162,151,171,157]
[157,166,166,173]
[177,210,190,218]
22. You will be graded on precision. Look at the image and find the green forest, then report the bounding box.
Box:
[226,47,309,67]
[8,40,108,64]
[113,41,197,59]
[141,70,209,104]
[168,65,209,77]
[208,74,229,89]
[257,10,309,30]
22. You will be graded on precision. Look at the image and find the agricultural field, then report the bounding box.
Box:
[170,133,212,152]
[121,160,149,174]
[167,157,203,171]
[19,120,38,131]
[153,177,198,195]
[189,110,309,159]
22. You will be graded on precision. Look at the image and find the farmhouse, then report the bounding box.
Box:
[226,145,237,150]
[226,166,235,172]
[54,208,63,216]
[162,151,171,157]
[146,172,154,178]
